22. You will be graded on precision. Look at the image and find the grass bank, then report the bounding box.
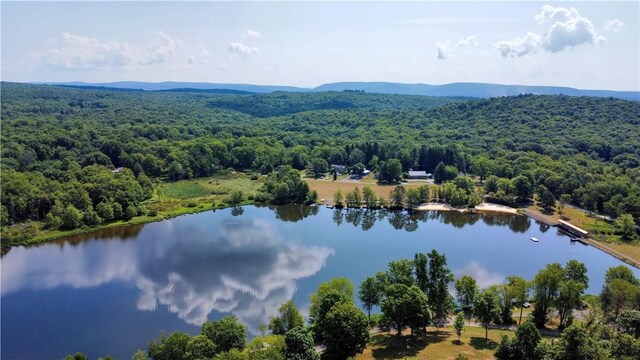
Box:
[2,172,263,247]
[524,202,640,267]
[357,325,554,360]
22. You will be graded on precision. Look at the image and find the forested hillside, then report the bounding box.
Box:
[2,82,639,242]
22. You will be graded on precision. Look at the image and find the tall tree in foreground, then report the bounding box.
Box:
[358,276,381,321]
[268,300,304,335]
[201,316,246,353]
[425,250,455,324]
[185,335,216,360]
[549,324,609,360]
[308,277,354,323]
[414,253,428,293]
[532,263,563,327]
[322,303,370,359]
[455,275,479,324]
[148,331,191,360]
[381,284,431,336]
[507,275,530,325]
[284,327,320,360]
[474,290,500,340]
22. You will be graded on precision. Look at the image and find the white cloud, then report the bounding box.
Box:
[542,10,605,52]
[187,55,195,64]
[456,35,478,47]
[245,29,262,39]
[437,36,478,60]
[40,32,136,70]
[495,5,605,57]
[604,19,625,32]
[494,32,542,57]
[40,31,180,70]
[141,30,177,65]
[228,42,259,56]
[535,4,579,24]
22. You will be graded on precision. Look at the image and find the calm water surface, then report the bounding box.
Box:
[2,205,638,359]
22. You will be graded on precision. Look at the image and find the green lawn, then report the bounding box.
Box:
[157,172,262,200]
[357,325,554,360]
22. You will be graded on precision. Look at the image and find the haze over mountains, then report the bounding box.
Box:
[39,81,640,101]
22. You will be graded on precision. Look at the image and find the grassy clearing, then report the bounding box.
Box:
[305,173,433,205]
[157,172,261,200]
[527,203,619,240]
[607,242,640,263]
[357,325,551,360]
[524,202,640,265]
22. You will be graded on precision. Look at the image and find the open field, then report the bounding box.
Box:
[305,174,432,205]
[151,171,263,213]
[356,325,553,360]
[607,242,640,263]
[526,203,618,240]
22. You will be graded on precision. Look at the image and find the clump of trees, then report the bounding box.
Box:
[600,265,640,321]
[308,278,370,359]
[255,166,310,205]
[531,260,588,329]
[2,166,151,244]
[356,250,454,336]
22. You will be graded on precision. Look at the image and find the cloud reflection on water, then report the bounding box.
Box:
[454,261,505,289]
[1,218,334,334]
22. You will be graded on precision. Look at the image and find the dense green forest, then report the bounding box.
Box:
[1,82,639,243]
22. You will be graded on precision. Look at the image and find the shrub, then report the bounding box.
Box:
[225,190,244,205]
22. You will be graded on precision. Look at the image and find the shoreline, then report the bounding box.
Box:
[5,202,640,270]
[520,207,639,269]
[2,201,254,248]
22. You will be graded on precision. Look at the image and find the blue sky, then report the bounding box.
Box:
[2,1,638,91]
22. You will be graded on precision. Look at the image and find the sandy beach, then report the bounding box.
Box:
[474,203,518,214]
[415,202,518,214]
[415,203,465,212]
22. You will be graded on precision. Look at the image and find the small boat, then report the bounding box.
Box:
[530,237,540,242]
[570,237,580,242]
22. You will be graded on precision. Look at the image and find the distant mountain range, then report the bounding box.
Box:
[36,81,639,101]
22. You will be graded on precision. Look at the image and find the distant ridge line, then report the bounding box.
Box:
[30,81,640,101]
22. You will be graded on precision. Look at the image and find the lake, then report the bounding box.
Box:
[2,205,638,359]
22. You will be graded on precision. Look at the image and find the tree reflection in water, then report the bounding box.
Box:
[269,204,319,222]
[231,206,244,216]
[325,207,531,234]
